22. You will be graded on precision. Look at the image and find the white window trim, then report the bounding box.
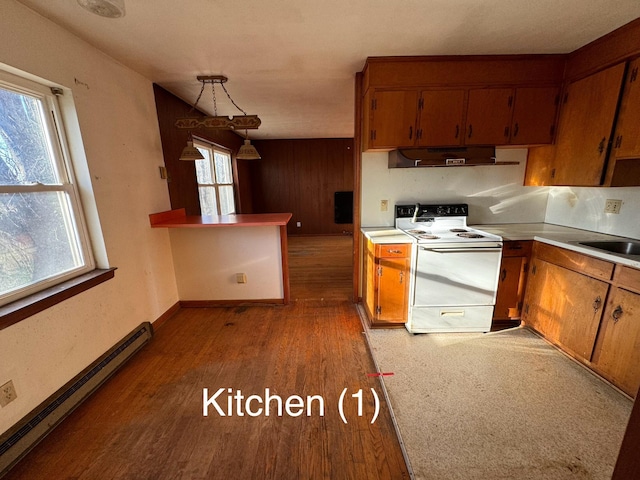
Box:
[192,138,236,216]
[0,69,97,307]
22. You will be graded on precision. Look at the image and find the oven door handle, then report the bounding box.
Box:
[420,246,502,253]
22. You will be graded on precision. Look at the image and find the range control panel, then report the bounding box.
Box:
[395,203,469,218]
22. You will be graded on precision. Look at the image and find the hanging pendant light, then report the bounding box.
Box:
[236,132,261,160]
[179,134,205,161]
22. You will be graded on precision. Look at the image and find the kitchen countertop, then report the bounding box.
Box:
[472,223,640,269]
[361,227,414,244]
[150,208,292,228]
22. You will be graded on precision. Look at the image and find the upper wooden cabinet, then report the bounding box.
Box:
[366,89,419,149]
[551,63,626,186]
[511,87,560,145]
[417,89,465,146]
[604,57,640,186]
[361,56,565,151]
[466,88,514,145]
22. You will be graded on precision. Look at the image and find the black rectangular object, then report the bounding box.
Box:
[334,191,353,224]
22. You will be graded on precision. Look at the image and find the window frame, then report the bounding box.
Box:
[0,69,97,308]
[192,138,236,216]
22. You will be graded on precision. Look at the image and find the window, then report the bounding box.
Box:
[193,140,236,216]
[0,71,95,307]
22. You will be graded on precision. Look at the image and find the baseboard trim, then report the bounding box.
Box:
[180,299,285,308]
[152,301,181,331]
[0,322,153,478]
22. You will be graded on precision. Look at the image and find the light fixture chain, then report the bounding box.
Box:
[210,82,218,116]
[188,80,207,114]
[220,82,248,116]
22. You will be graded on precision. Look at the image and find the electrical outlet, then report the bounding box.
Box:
[1,380,17,407]
[605,199,622,214]
[236,273,247,284]
[380,200,388,212]
[296,222,301,227]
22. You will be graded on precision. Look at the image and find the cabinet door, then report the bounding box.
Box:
[416,89,465,146]
[523,259,608,361]
[552,63,626,186]
[592,288,640,397]
[369,90,419,148]
[494,256,525,320]
[376,256,409,323]
[465,88,513,145]
[612,58,640,159]
[511,87,559,145]
[363,239,376,321]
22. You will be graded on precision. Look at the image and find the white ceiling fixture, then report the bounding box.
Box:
[17,1,640,140]
[76,0,125,18]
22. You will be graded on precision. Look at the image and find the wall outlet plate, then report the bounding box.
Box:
[380,200,388,212]
[605,199,622,214]
[1,380,17,407]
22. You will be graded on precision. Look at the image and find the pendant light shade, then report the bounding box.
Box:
[179,140,205,161]
[236,138,261,160]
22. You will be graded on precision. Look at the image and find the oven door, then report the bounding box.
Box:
[413,244,502,307]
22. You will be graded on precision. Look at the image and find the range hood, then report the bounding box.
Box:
[388,146,519,168]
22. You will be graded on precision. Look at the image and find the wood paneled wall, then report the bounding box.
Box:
[249,138,354,235]
[152,84,246,215]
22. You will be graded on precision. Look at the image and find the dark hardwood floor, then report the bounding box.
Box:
[5,235,410,479]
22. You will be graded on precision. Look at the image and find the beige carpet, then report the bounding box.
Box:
[365,325,633,480]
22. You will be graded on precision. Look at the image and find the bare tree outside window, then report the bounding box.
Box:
[0,73,93,305]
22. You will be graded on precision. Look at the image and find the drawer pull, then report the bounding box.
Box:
[593,296,602,313]
[387,249,403,254]
[612,305,623,322]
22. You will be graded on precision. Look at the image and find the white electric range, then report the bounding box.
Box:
[395,203,503,333]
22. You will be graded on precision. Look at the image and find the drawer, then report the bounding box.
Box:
[615,265,640,293]
[533,241,614,281]
[375,243,410,258]
[502,240,533,257]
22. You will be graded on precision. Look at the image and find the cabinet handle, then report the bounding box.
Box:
[593,296,602,313]
[504,126,510,138]
[409,126,413,140]
[387,249,402,254]
[399,271,405,284]
[468,125,473,139]
[455,125,459,139]
[598,137,606,155]
[612,305,623,322]
[500,269,507,282]
[513,123,519,138]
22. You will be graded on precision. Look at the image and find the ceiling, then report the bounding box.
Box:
[17,0,640,140]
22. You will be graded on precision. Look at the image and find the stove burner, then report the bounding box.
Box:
[457,232,485,239]
[407,229,427,234]
[450,228,468,233]
[418,234,440,240]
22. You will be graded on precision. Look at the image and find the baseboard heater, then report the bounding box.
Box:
[0,322,153,477]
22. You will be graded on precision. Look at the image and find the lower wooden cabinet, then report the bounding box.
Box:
[591,267,640,397]
[523,258,608,361]
[522,241,640,397]
[494,241,532,321]
[363,239,410,327]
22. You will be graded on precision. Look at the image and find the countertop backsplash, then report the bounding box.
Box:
[545,186,640,240]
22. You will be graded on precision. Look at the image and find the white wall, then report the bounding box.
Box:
[0,2,178,434]
[361,148,548,226]
[170,227,284,300]
[545,187,640,240]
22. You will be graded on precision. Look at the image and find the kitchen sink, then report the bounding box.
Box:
[578,241,640,256]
